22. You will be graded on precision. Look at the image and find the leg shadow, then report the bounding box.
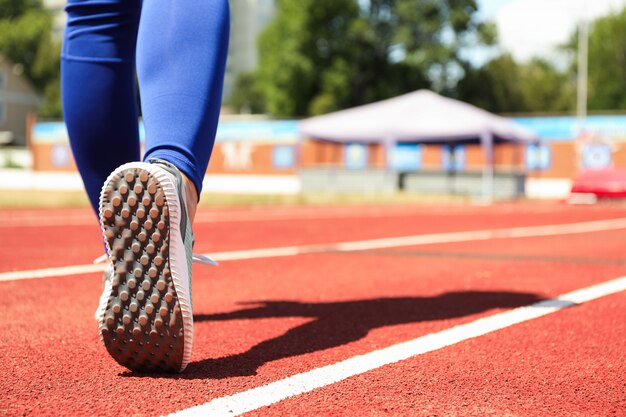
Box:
[175,290,544,379]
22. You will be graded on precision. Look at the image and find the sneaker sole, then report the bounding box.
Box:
[97,162,192,373]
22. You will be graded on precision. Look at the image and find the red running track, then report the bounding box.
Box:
[1,202,625,416]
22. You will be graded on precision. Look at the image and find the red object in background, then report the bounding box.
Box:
[571,168,626,197]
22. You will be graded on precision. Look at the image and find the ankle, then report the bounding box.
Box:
[181,174,198,224]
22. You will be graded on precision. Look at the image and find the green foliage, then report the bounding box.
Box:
[38,67,62,118]
[0,0,41,20]
[255,0,490,117]
[256,0,356,116]
[0,0,61,117]
[519,58,575,112]
[456,54,524,112]
[457,54,575,113]
[228,72,266,114]
[586,8,626,110]
[463,5,626,114]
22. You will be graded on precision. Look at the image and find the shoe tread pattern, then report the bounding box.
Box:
[99,167,184,373]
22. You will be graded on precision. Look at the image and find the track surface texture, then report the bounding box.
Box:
[1,202,625,416]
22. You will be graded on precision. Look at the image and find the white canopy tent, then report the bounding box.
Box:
[299,90,539,201]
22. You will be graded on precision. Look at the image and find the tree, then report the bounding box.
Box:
[0,0,42,20]
[457,54,575,113]
[518,58,575,112]
[256,0,358,116]
[229,72,267,114]
[256,0,494,117]
[0,0,61,117]
[456,54,525,113]
[586,8,626,110]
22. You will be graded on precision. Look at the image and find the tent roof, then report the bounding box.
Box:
[299,90,539,144]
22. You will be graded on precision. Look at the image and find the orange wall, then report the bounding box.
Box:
[32,138,622,182]
[206,143,296,175]
[32,143,77,172]
[32,142,298,175]
[535,142,578,179]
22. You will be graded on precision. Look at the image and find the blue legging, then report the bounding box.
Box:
[61,0,230,213]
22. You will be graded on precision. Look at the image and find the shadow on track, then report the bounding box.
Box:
[121,290,542,379]
[189,290,543,379]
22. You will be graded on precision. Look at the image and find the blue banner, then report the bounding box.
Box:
[33,120,300,145]
[525,144,551,171]
[272,145,296,169]
[581,143,612,170]
[514,115,626,142]
[344,143,368,169]
[388,144,421,171]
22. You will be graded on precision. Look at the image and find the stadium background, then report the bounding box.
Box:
[25,113,626,199]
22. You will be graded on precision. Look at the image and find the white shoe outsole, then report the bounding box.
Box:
[96,162,193,373]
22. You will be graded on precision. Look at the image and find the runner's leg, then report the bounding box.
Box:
[61,0,142,214]
[137,0,230,207]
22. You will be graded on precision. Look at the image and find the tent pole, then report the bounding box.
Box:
[481,132,494,204]
[384,137,397,193]
[383,137,394,170]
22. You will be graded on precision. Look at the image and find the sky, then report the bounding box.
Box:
[478,0,626,62]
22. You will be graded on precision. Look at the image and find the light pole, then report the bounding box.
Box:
[577,16,589,132]
[576,9,589,172]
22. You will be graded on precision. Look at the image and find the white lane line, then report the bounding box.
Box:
[0,207,425,228]
[201,217,626,260]
[168,276,626,417]
[0,264,106,281]
[2,217,626,282]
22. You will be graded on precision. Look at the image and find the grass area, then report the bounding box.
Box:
[199,192,472,207]
[0,190,91,208]
[0,190,472,209]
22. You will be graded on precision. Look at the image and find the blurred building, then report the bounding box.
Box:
[0,56,39,146]
[223,0,275,100]
[42,0,66,40]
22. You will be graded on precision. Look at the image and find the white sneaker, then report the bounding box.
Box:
[95,160,215,373]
